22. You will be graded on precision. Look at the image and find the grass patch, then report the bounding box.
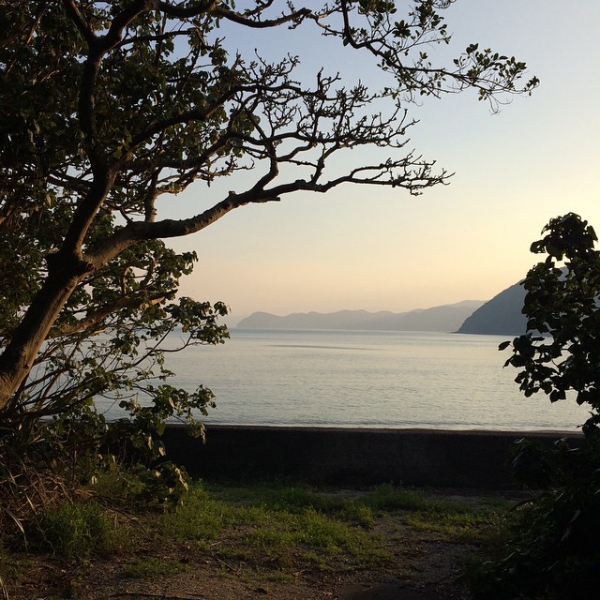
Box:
[404,508,504,543]
[153,481,509,577]
[361,485,510,544]
[160,482,392,572]
[362,483,430,512]
[27,501,127,558]
[123,556,190,580]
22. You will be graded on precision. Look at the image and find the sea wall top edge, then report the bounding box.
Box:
[166,423,581,438]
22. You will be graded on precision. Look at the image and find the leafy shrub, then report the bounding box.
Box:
[472,214,600,599]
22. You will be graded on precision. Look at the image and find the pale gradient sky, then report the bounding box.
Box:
[163,1,600,324]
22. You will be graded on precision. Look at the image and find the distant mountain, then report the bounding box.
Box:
[236,301,484,332]
[456,282,527,336]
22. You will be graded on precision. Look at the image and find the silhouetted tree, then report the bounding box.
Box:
[0,1,537,470]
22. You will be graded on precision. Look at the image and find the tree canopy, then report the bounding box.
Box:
[0,1,537,441]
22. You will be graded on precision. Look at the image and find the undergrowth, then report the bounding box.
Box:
[27,501,126,558]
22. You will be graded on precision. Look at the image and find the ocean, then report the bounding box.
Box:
[121,328,587,433]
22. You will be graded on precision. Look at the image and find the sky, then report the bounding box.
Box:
[163,0,600,324]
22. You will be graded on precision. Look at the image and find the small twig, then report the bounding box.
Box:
[0,573,10,600]
[215,557,241,574]
[108,504,154,540]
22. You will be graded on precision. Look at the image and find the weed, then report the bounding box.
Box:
[28,501,126,557]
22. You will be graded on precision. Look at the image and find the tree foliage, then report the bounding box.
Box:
[0,0,537,511]
[474,214,600,599]
[500,213,600,435]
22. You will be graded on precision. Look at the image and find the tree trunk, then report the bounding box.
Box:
[0,255,90,412]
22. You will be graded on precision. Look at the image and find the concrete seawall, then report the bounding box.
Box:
[161,425,580,490]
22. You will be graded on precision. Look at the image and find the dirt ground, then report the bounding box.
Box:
[4,489,514,600]
[7,537,472,600]
[4,523,487,598]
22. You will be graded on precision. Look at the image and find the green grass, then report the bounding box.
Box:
[28,501,127,558]
[123,556,191,580]
[5,477,512,597]
[360,484,511,544]
[403,507,504,543]
[160,482,392,572]
[362,483,431,512]
[152,481,510,577]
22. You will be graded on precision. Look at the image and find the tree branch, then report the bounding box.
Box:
[48,292,168,338]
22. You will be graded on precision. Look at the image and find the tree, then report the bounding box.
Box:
[0,1,537,444]
[500,213,600,436]
[473,214,600,599]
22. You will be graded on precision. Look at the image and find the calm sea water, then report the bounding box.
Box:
[125,328,588,433]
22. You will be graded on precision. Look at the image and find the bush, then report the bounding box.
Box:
[472,439,600,599]
[472,214,600,599]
